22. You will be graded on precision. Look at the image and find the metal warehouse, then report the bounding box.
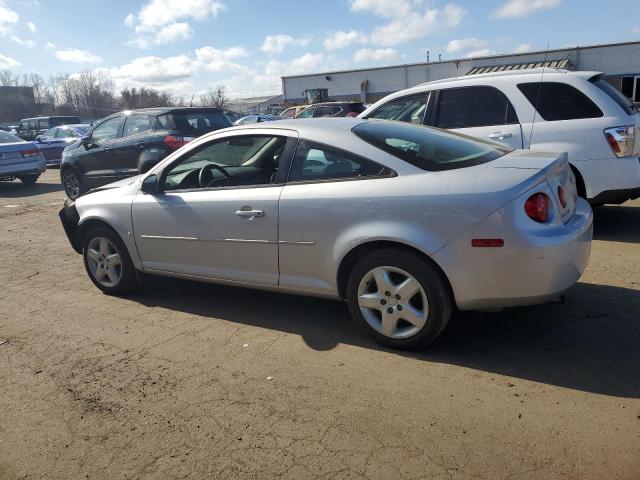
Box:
[281,41,640,105]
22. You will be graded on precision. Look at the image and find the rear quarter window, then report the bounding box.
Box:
[518,82,603,121]
[353,121,509,171]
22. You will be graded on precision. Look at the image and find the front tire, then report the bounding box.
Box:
[346,249,452,349]
[62,168,85,200]
[82,226,139,295]
[18,174,39,184]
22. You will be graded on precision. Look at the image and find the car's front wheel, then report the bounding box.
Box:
[346,249,452,349]
[62,168,85,200]
[18,174,39,184]
[82,226,139,295]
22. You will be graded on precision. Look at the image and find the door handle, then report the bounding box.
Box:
[235,209,264,219]
[488,132,513,140]
[135,142,145,149]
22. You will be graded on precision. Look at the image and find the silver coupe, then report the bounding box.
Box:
[59,118,593,349]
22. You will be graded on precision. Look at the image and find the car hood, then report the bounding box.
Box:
[84,175,142,196]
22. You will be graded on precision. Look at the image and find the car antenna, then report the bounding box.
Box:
[528,42,550,149]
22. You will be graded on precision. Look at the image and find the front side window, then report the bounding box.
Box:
[38,119,48,130]
[123,114,152,137]
[288,140,391,182]
[296,107,315,119]
[163,135,287,191]
[368,93,430,125]
[436,86,518,129]
[28,120,37,131]
[353,121,509,171]
[91,116,122,145]
[517,82,603,121]
[41,128,57,140]
[315,106,342,117]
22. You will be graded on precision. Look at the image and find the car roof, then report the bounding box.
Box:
[308,101,363,106]
[118,106,225,116]
[415,68,601,88]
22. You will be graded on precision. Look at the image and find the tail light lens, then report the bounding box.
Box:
[20,149,39,158]
[524,193,551,223]
[164,135,186,149]
[604,126,636,158]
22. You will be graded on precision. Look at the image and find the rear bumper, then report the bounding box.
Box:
[59,201,82,253]
[0,157,46,178]
[433,198,594,311]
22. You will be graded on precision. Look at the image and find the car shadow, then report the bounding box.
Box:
[0,179,63,198]
[593,203,640,244]
[133,277,640,399]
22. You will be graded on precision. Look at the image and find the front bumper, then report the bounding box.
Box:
[59,201,82,253]
[0,157,46,178]
[433,198,594,311]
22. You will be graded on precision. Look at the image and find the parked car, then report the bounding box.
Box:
[234,114,284,125]
[280,106,308,118]
[295,101,366,118]
[0,130,46,184]
[16,116,82,141]
[59,118,592,349]
[35,124,91,166]
[359,69,640,205]
[60,107,232,200]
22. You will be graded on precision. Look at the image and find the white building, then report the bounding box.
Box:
[281,41,640,105]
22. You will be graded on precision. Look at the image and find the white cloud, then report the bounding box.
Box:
[324,30,368,51]
[26,21,36,33]
[260,34,310,54]
[125,0,224,48]
[106,55,198,91]
[354,47,398,62]
[630,26,640,35]
[446,37,488,53]
[0,53,20,68]
[55,49,102,63]
[195,45,250,72]
[45,41,56,50]
[514,43,533,53]
[350,0,415,18]
[465,48,496,58]
[10,35,36,48]
[0,1,19,36]
[370,3,466,46]
[494,0,562,19]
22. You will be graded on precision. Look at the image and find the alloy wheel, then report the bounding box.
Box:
[63,172,80,199]
[357,266,429,339]
[86,237,123,288]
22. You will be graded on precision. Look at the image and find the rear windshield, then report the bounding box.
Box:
[353,121,509,171]
[157,111,232,136]
[0,131,22,144]
[591,78,636,116]
[50,117,81,127]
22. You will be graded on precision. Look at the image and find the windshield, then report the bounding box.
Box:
[353,120,509,171]
[158,111,232,136]
[0,131,23,144]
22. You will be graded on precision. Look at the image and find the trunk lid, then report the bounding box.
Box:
[491,149,577,223]
[0,141,41,166]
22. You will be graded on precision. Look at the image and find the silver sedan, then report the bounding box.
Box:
[59,118,593,349]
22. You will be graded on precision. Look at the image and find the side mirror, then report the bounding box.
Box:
[81,135,93,148]
[140,174,160,194]
[35,136,43,143]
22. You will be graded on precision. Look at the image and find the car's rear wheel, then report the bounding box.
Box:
[62,168,85,200]
[18,174,39,184]
[346,249,452,349]
[82,226,139,295]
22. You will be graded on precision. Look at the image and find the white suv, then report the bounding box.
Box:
[359,69,640,205]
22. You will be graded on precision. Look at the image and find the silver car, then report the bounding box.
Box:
[59,118,593,349]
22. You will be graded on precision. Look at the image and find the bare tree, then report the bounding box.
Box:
[199,84,228,109]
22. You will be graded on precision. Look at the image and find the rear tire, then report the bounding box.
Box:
[62,168,85,200]
[346,249,452,350]
[82,226,139,295]
[18,175,39,184]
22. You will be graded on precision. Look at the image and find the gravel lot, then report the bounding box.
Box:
[1,169,639,479]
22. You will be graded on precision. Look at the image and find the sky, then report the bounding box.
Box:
[1,0,639,100]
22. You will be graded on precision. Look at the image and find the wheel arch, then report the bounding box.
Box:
[336,240,454,302]
[570,163,586,199]
[76,217,122,252]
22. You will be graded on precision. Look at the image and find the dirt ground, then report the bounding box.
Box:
[1,169,639,480]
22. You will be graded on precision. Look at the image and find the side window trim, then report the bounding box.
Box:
[284,138,396,185]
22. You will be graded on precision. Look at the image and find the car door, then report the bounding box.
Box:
[110,113,154,177]
[132,130,296,285]
[78,115,123,184]
[431,86,523,149]
[36,127,59,161]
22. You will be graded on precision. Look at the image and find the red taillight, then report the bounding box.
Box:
[557,186,566,208]
[346,112,358,117]
[604,126,636,158]
[471,239,504,247]
[524,193,551,223]
[20,149,39,158]
[164,135,186,149]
